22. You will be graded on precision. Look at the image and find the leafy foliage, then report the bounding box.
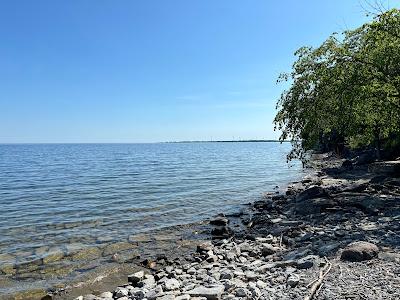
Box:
[274,9,400,162]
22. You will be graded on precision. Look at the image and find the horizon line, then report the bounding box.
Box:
[0,139,289,145]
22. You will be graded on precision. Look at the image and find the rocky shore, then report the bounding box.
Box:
[52,154,400,299]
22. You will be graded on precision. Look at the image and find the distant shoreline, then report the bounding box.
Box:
[0,140,289,145]
[166,139,288,143]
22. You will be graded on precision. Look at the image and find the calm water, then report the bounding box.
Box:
[0,142,302,294]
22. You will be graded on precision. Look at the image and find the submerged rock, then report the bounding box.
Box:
[71,247,101,261]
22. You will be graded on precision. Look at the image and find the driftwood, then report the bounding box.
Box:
[304,257,332,300]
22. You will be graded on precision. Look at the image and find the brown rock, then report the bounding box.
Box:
[340,241,379,262]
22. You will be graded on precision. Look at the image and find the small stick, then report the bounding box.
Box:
[315,282,324,298]
[304,258,332,300]
[279,233,283,248]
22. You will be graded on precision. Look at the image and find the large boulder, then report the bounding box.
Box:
[295,197,336,215]
[296,186,328,202]
[340,241,379,262]
[355,151,375,165]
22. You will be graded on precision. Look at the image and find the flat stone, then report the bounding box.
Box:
[296,255,319,269]
[99,291,113,298]
[156,295,175,300]
[102,242,135,256]
[187,285,225,299]
[71,246,101,261]
[43,247,64,264]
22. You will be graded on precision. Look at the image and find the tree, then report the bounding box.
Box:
[274,9,400,162]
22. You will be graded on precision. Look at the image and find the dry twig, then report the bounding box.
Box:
[304,257,332,300]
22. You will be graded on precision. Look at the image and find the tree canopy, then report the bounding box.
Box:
[274,9,400,162]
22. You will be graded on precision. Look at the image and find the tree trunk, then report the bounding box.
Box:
[374,127,381,160]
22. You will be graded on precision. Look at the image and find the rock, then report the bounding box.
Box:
[71,246,101,261]
[0,262,16,276]
[368,161,400,176]
[261,244,278,256]
[210,216,229,226]
[164,278,181,290]
[211,226,232,237]
[156,295,175,300]
[175,295,190,300]
[355,151,375,165]
[287,274,300,287]
[197,242,213,253]
[235,288,249,297]
[341,241,379,262]
[296,186,328,202]
[187,285,225,299]
[296,255,319,269]
[141,274,156,288]
[112,251,140,263]
[102,242,135,256]
[318,242,342,257]
[99,291,113,298]
[128,270,144,284]
[83,295,101,300]
[341,159,353,170]
[295,197,336,215]
[114,287,129,298]
[43,247,64,264]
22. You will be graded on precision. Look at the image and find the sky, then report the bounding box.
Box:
[0,0,398,143]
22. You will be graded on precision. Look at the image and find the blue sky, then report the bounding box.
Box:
[0,1,398,143]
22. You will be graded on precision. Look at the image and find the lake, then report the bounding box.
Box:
[0,142,303,296]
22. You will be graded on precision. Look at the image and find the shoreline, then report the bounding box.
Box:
[63,153,400,299]
[3,153,400,299]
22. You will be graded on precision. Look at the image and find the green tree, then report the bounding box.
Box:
[274,9,400,162]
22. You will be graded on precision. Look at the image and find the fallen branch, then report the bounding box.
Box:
[304,257,332,300]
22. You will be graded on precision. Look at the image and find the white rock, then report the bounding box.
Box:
[164,278,181,291]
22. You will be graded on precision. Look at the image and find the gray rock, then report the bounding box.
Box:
[187,285,225,299]
[156,295,175,300]
[296,186,328,202]
[210,216,229,226]
[114,287,129,298]
[287,274,300,287]
[296,255,319,269]
[261,244,278,256]
[175,295,190,300]
[235,287,249,297]
[164,278,181,291]
[98,291,113,299]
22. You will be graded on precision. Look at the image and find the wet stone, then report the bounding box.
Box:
[102,242,136,256]
[71,246,102,261]
[43,247,64,264]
